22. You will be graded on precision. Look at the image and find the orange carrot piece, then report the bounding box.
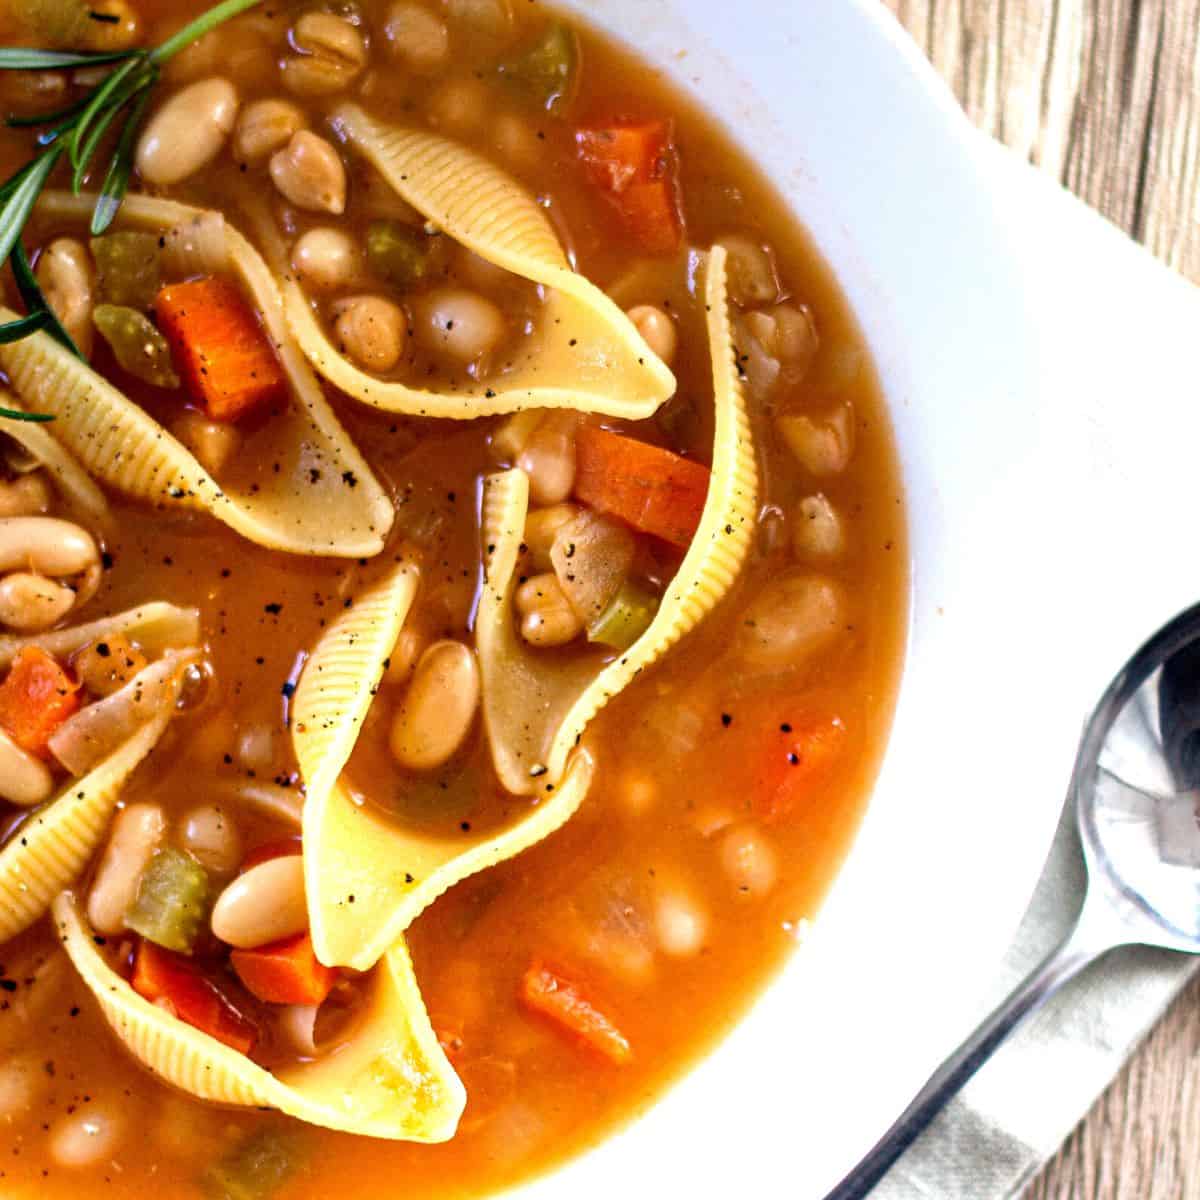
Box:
[573,425,710,548]
[519,960,631,1065]
[751,715,847,823]
[0,646,81,759]
[576,119,684,254]
[133,940,258,1054]
[230,931,337,1007]
[240,836,303,872]
[154,277,287,424]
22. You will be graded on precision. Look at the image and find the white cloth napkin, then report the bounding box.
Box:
[873,141,1200,1200]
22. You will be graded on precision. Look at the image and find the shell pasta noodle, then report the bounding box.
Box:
[0,1,908,1198]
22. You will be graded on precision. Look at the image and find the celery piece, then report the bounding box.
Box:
[366,221,434,289]
[587,579,659,651]
[201,1127,307,1200]
[91,232,162,310]
[93,304,180,389]
[126,847,210,953]
[501,23,578,114]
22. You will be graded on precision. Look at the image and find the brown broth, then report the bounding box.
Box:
[0,2,907,1196]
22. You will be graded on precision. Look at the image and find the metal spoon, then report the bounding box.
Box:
[824,600,1200,1200]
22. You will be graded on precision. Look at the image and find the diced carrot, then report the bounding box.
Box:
[240,836,303,872]
[519,960,631,1065]
[0,646,81,759]
[576,119,684,254]
[154,277,287,424]
[573,425,709,548]
[750,714,847,823]
[132,939,258,1054]
[230,931,337,1007]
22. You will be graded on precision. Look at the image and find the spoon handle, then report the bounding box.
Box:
[821,897,1116,1200]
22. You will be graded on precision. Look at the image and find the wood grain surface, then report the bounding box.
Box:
[880,2,1200,1196]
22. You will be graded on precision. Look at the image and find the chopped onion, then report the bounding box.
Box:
[549,510,635,625]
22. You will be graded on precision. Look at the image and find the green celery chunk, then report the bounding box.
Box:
[91,232,162,310]
[93,304,180,389]
[501,23,578,114]
[201,1127,307,1200]
[587,579,659,651]
[125,847,209,953]
[366,221,434,289]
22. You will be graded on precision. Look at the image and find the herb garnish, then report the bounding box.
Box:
[0,0,262,420]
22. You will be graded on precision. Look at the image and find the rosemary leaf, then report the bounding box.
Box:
[0,310,50,343]
[11,243,83,359]
[0,48,135,71]
[68,51,144,172]
[71,65,154,193]
[0,146,60,268]
[0,406,54,423]
[91,87,150,235]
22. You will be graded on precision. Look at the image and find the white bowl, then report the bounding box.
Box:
[512,2,1200,1196]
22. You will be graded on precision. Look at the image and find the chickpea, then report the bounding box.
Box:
[417,287,506,365]
[718,234,780,308]
[744,303,818,370]
[384,626,425,686]
[793,494,844,559]
[492,113,541,172]
[445,0,513,39]
[292,228,360,291]
[389,640,480,770]
[136,78,239,186]
[489,409,542,463]
[179,804,243,875]
[514,572,583,647]
[235,722,279,773]
[282,12,368,97]
[35,238,95,359]
[523,502,580,571]
[719,825,779,900]
[170,411,243,478]
[777,402,856,476]
[269,130,347,214]
[48,1107,126,1168]
[626,304,677,366]
[425,77,489,136]
[332,295,408,372]
[736,572,845,672]
[0,572,75,632]
[384,3,450,73]
[233,98,307,164]
[655,888,709,956]
[73,634,148,697]
[516,412,577,506]
[0,471,52,518]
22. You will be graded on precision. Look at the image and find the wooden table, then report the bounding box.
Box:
[882,2,1200,1195]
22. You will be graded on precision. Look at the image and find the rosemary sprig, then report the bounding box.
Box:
[0,0,264,420]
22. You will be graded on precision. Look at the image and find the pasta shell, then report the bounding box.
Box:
[52,892,465,1142]
[476,245,758,793]
[0,192,392,558]
[279,104,675,419]
[0,388,110,530]
[292,564,594,971]
[0,649,191,944]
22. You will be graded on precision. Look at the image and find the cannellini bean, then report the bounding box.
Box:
[48,1106,125,1168]
[332,295,408,372]
[719,233,780,307]
[517,413,577,506]
[744,303,818,370]
[35,237,95,359]
[72,634,148,697]
[655,888,709,956]
[389,640,480,770]
[170,411,243,477]
[719,824,779,899]
[87,803,166,935]
[0,572,75,632]
[523,502,580,571]
[0,517,99,577]
[737,573,845,671]
[282,12,368,97]
[211,854,307,948]
[0,728,54,807]
[417,287,506,365]
[778,402,856,476]
[626,305,677,366]
[292,228,360,291]
[385,626,426,686]
[514,572,583,647]
[0,1053,45,1121]
[270,130,347,214]
[793,494,844,559]
[0,472,51,518]
[384,3,450,73]
[136,78,239,186]
[233,97,307,163]
[179,803,243,875]
[236,723,279,773]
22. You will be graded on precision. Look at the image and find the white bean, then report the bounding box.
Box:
[0,1053,45,1121]
[136,78,239,186]
[736,573,845,671]
[292,228,359,291]
[719,234,780,307]
[211,854,307,948]
[233,97,307,163]
[235,723,278,773]
[626,305,677,366]
[425,78,489,136]
[793,494,844,559]
[389,640,480,770]
[170,411,243,477]
[331,295,408,372]
[179,804,243,875]
[35,238,95,359]
[516,413,577,506]
[0,728,54,807]
[0,517,99,577]
[719,825,779,900]
[87,803,166,935]
[384,626,425,686]
[384,3,450,73]
[417,287,506,365]
[778,402,856,476]
[655,888,709,956]
[0,572,75,631]
[0,472,51,518]
[269,130,347,214]
[48,1106,125,1168]
[514,572,583,647]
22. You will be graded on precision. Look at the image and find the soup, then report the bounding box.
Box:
[0,1,907,1196]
